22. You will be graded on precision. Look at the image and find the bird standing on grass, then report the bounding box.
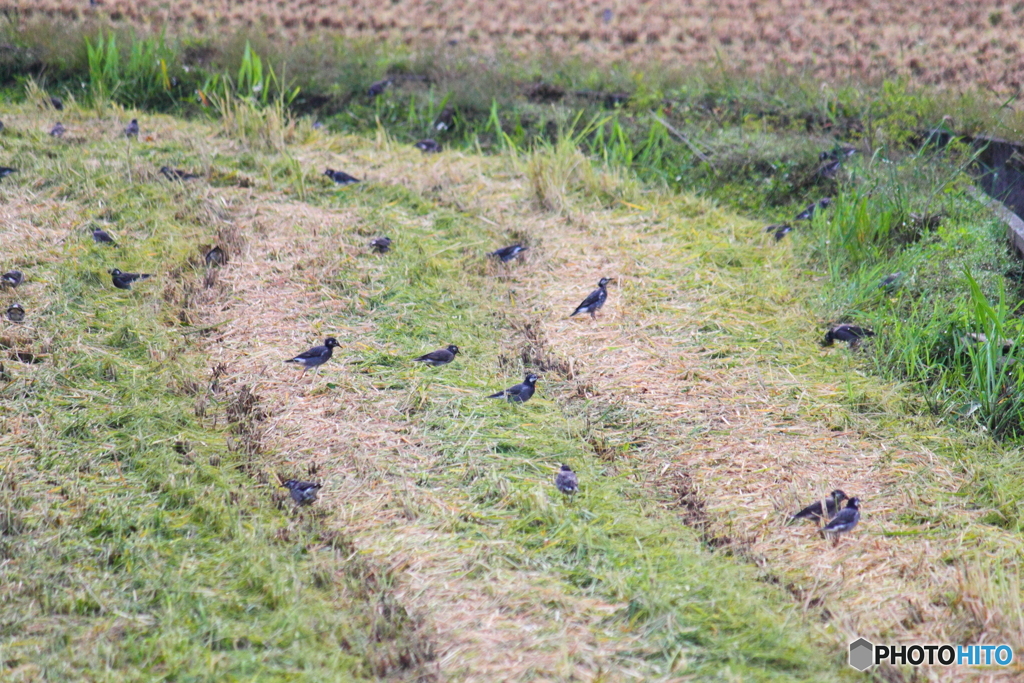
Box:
[324,168,360,185]
[285,337,340,377]
[205,246,228,267]
[765,224,792,242]
[790,489,847,524]
[487,373,539,403]
[92,228,116,245]
[413,345,460,366]
[879,272,903,290]
[370,237,392,254]
[795,197,833,221]
[570,277,610,319]
[124,119,139,139]
[415,139,441,154]
[489,244,528,262]
[159,166,200,181]
[109,268,151,290]
[434,107,454,132]
[50,123,66,138]
[2,270,23,288]
[368,78,392,97]
[822,324,874,348]
[0,167,16,180]
[49,96,63,111]
[282,479,322,505]
[6,303,25,323]
[822,497,860,541]
[555,464,578,496]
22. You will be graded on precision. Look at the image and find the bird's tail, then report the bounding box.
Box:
[486,391,505,399]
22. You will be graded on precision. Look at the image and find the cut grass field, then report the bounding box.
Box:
[6,0,1024,94]
[2,96,1024,681]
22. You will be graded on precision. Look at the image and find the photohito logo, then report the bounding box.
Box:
[849,638,1014,671]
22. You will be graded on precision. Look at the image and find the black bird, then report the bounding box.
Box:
[49,96,63,111]
[570,277,610,319]
[50,123,66,138]
[822,324,874,347]
[284,337,340,376]
[790,489,847,523]
[555,464,578,495]
[489,244,528,262]
[415,139,441,154]
[795,197,833,221]
[819,146,856,162]
[370,237,392,254]
[92,227,116,245]
[765,224,792,242]
[6,303,24,323]
[281,479,322,505]
[124,118,139,138]
[413,344,460,366]
[109,268,151,290]
[368,78,392,97]
[434,106,454,132]
[816,159,842,180]
[0,120,5,133]
[2,271,23,288]
[487,373,539,403]
[879,272,903,290]
[822,497,861,539]
[324,168,360,185]
[159,166,200,181]
[205,246,228,267]
[0,167,16,180]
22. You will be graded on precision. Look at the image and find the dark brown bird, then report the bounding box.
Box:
[570,278,610,319]
[92,228,116,245]
[555,464,578,495]
[790,490,847,523]
[205,246,228,267]
[765,224,792,242]
[434,107,454,131]
[160,166,200,181]
[413,344,459,366]
[822,324,874,347]
[415,139,441,153]
[282,479,322,505]
[109,268,152,290]
[2,271,23,288]
[368,79,392,97]
[6,303,24,322]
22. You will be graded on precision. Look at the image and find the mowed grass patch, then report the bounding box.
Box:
[0,104,432,680]
[288,152,855,680]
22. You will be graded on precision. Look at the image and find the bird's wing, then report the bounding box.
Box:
[573,289,603,312]
[293,346,327,361]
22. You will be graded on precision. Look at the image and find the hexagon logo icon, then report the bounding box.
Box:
[849,638,874,671]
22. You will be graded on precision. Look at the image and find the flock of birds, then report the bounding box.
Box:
[1,108,859,535]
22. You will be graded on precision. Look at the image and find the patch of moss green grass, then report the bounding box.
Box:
[0,108,430,680]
